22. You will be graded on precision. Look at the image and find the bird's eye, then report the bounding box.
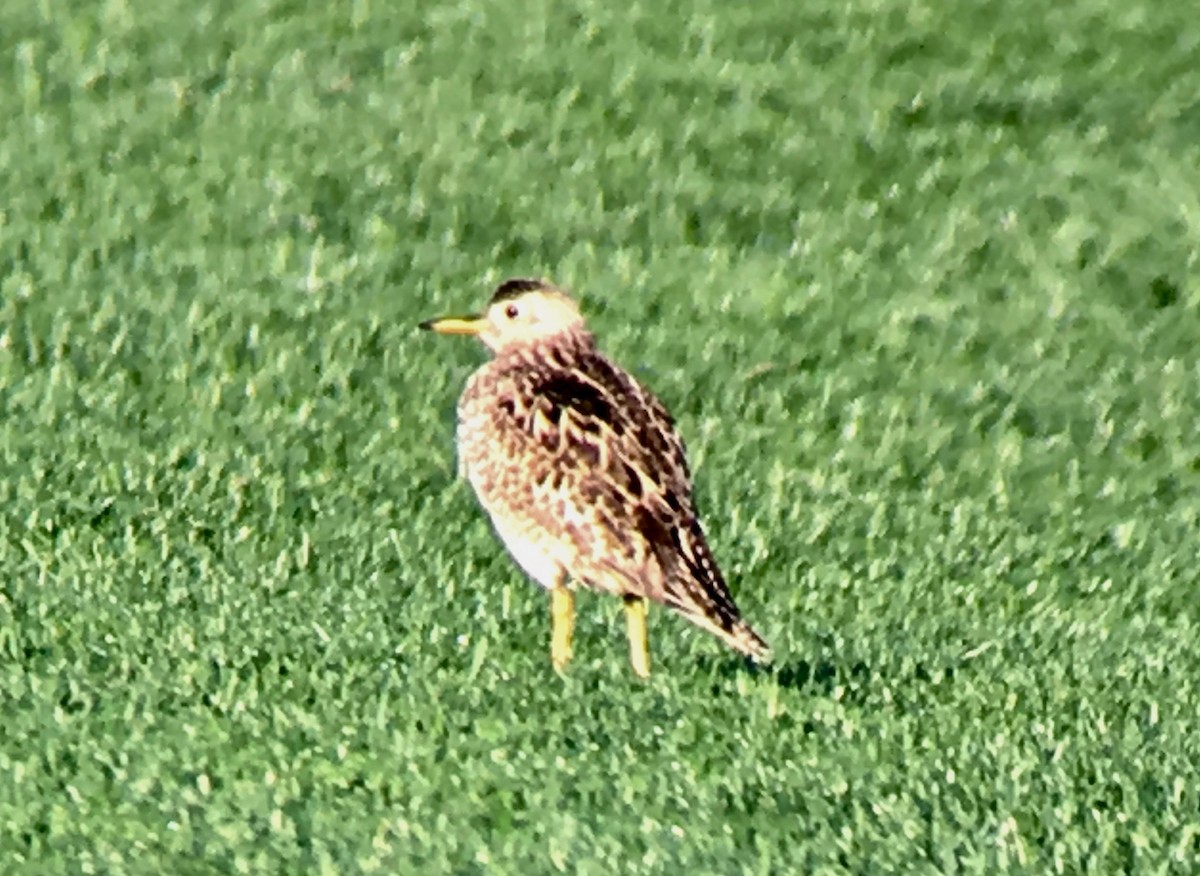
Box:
[504,304,519,319]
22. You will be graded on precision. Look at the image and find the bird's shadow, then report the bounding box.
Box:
[698,653,871,696]
[698,651,965,705]
[771,657,872,694]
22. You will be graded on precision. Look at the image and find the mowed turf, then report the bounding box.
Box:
[2,0,1199,871]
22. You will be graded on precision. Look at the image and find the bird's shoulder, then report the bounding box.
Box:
[488,344,695,513]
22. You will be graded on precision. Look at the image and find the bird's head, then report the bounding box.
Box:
[420,278,589,354]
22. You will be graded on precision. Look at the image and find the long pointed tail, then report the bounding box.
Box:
[653,518,772,663]
[727,619,772,662]
[699,614,772,663]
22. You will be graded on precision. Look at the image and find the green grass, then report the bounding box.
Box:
[2,0,1199,871]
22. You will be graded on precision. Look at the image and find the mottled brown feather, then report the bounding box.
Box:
[456,325,769,660]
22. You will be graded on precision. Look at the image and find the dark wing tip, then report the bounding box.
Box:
[732,621,772,662]
[490,277,552,304]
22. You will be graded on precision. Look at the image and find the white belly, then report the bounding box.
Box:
[487,510,564,591]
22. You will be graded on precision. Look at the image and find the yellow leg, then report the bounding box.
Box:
[624,595,650,679]
[551,586,575,673]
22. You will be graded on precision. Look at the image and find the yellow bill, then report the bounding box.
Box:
[418,315,486,335]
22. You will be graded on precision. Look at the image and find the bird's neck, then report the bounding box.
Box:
[498,330,597,367]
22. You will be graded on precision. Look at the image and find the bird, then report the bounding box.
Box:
[419,278,770,677]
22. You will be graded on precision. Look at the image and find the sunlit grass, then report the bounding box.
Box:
[1,0,1198,871]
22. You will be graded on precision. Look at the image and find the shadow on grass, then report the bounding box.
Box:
[772,657,872,694]
[699,650,963,706]
[697,653,871,697]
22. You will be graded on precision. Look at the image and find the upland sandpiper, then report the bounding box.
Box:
[420,278,770,677]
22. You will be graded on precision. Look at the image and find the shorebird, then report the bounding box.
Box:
[420,278,769,677]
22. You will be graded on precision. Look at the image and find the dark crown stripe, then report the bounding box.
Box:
[490,277,549,304]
